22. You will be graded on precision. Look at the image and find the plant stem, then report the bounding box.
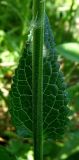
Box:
[32,0,45,160]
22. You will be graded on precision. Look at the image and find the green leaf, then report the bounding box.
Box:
[58,131,79,159]
[57,43,79,62]
[9,44,69,139]
[6,139,31,160]
[0,146,15,160]
[67,83,79,99]
[9,43,32,137]
[9,15,70,140]
[67,83,79,111]
[7,139,23,154]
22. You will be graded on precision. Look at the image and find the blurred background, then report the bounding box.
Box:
[0,0,79,159]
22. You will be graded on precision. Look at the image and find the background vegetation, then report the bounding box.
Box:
[0,0,79,159]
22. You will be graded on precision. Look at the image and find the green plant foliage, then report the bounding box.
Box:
[9,15,70,140]
[57,43,79,62]
[1,0,79,160]
[9,43,32,137]
[58,131,79,159]
[7,139,31,160]
[0,146,16,160]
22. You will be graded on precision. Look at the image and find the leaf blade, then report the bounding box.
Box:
[57,43,79,62]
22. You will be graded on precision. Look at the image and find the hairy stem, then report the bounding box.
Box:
[32,0,45,160]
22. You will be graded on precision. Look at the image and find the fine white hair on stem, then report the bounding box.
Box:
[30,12,44,29]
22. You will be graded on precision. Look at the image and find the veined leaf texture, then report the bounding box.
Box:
[9,14,70,139]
